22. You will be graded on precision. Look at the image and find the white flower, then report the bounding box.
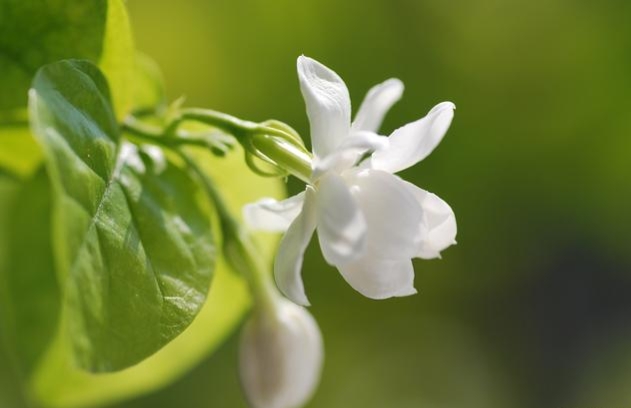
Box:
[239,299,323,408]
[244,56,457,306]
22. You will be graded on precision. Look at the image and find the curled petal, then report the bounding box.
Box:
[338,255,416,299]
[297,56,351,159]
[352,78,404,133]
[274,188,317,306]
[346,169,423,260]
[371,101,455,173]
[312,131,388,180]
[243,192,305,232]
[239,299,323,408]
[401,181,457,259]
[339,130,389,152]
[316,173,367,266]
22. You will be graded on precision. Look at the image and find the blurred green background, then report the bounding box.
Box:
[3,0,631,407]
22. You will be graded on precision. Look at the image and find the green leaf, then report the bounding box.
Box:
[0,146,285,408]
[0,1,103,112]
[0,168,21,287]
[5,142,284,408]
[0,152,286,408]
[98,0,135,118]
[0,344,28,408]
[30,257,250,408]
[0,0,134,118]
[29,59,216,371]
[0,0,135,183]
[0,168,59,375]
[0,170,31,408]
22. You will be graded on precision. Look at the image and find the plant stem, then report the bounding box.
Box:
[122,112,313,183]
[174,108,258,136]
[122,116,226,150]
[177,150,280,313]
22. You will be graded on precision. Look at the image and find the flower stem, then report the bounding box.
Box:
[175,109,313,182]
[122,115,233,152]
[176,150,280,313]
[122,111,313,183]
[173,108,258,136]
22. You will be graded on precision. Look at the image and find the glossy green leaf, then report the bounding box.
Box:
[31,256,249,408]
[29,59,216,372]
[0,148,285,408]
[27,143,284,408]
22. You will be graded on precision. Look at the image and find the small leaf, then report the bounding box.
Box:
[29,59,216,371]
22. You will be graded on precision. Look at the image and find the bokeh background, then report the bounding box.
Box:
[3,0,631,407]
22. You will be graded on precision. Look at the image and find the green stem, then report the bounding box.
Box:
[177,151,280,313]
[123,111,313,183]
[174,108,258,136]
[177,109,313,182]
[122,116,228,151]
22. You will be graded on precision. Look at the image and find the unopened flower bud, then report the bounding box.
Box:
[239,299,323,408]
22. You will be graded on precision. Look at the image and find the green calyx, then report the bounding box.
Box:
[248,120,312,183]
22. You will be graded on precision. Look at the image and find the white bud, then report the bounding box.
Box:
[239,299,324,408]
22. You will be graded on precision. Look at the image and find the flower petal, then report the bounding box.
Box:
[351,78,404,133]
[401,181,457,259]
[339,130,389,151]
[311,131,388,180]
[316,173,367,267]
[338,255,416,299]
[297,56,351,159]
[346,169,423,259]
[371,101,455,173]
[243,192,306,232]
[274,188,317,306]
